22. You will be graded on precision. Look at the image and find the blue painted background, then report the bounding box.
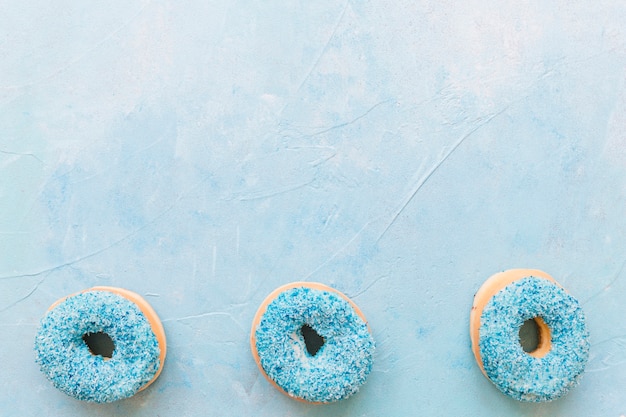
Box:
[2,1,626,415]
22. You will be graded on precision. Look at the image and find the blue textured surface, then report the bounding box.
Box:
[2,1,626,415]
[34,291,160,403]
[254,286,374,403]
[479,277,589,402]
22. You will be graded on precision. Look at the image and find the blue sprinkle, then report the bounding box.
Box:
[254,287,375,403]
[34,291,161,403]
[479,277,589,402]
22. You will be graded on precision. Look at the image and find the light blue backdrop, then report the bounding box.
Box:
[2,1,626,416]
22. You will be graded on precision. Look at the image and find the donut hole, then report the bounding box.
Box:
[518,317,551,358]
[82,331,115,358]
[300,324,324,356]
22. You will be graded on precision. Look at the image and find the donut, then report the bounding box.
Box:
[250,282,375,403]
[35,286,167,403]
[470,269,589,402]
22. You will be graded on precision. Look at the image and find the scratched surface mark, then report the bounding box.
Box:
[1,1,626,416]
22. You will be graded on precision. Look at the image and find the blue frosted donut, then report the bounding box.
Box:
[35,288,166,403]
[471,271,589,402]
[250,282,375,403]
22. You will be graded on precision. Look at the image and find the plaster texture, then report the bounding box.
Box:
[1,1,626,415]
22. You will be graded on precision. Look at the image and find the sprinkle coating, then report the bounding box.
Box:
[254,286,375,403]
[479,277,589,402]
[35,291,161,403]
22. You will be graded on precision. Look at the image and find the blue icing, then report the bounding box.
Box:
[479,277,589,402]
[34,291,161,403]
[254,287,375,403]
